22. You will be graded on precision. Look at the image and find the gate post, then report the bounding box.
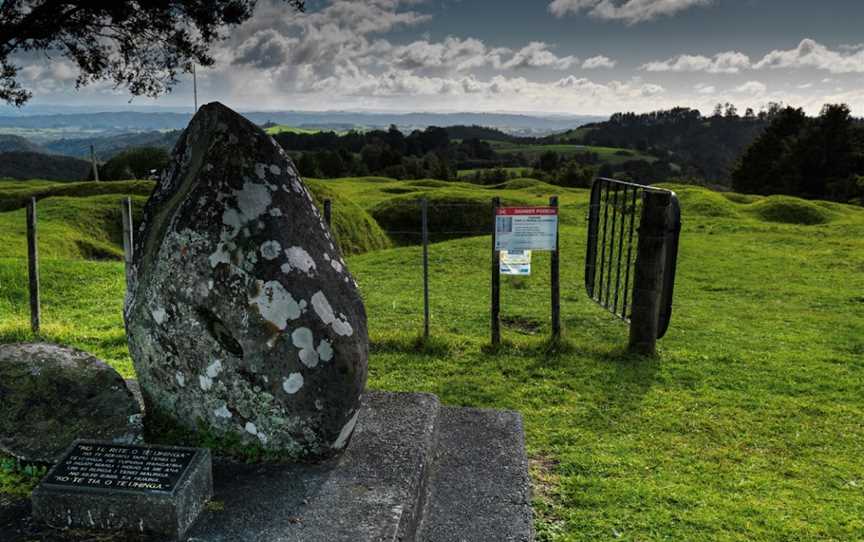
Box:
[628,190,671,355]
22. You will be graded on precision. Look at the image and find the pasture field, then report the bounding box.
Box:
[1,177,863,541]
[263,124,323,135]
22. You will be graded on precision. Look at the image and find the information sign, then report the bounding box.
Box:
[500,250,531,275]
[495,207,558,251]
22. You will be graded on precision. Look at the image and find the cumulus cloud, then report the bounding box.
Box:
[548,0,711,24]
[582,55,616,69]
[754,38,864,74]
[642,51,750,74]
[694,83,716,94]
[499,42,577,70]
[734,81,767,95]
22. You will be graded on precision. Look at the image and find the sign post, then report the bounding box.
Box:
[550,196,561,342]
[492,202,559,345]
[491,197,501,346]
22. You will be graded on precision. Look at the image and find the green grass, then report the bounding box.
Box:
[263,124,322,135]
[1,178,863,540]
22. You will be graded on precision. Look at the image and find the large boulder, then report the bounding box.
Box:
[125,102,368,460]
[0,343,142,463]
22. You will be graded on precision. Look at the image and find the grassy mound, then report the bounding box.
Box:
[306,180,391,254]
[0,194,148,260]
[722,192,762,204]
[748,195,835,225]
[370,191,531,243]
[0,180,155,212]
[668,186,741,218]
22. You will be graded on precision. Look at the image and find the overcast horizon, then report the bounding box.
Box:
[14,0,864,117]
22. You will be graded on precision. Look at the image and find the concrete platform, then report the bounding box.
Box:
[0,391,533,542]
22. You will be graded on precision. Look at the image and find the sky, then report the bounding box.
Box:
[15,0,864,116]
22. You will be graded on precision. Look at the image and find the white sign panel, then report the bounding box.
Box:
[500,250,531,275]
[494,207,558,252]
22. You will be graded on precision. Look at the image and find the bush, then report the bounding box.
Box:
[101,147,170,180]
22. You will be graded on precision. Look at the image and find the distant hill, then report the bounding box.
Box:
[0,134,45,153]
[555,108,768,183]
[44,131,181,159]
[444,125,519,142]
[0,109,605,138]
[0,151,91,180]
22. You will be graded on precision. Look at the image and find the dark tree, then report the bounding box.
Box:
[0,0,304,105]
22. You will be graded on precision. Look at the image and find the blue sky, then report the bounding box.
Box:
[18,0,864,115]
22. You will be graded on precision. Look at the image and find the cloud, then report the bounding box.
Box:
[499,42,577,70]
[642,51,750,74]
[754,38,864,74]
[734,81,767,95]
[581,55,616,69]
[694,83,716,94]
[548,0,711,24]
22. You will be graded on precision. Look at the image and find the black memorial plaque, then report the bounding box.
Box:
[33,440,212,540]
[44,441,196,494]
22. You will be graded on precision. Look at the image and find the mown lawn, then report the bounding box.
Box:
[1,178,863,541]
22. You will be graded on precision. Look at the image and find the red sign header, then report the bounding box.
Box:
[496,207,558,216]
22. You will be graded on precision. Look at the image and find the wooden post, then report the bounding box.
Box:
[628,189,672,356]
[26,197,40,334]
[121,197,134,286]
[421,198,430,341]
[324,198,332,227]
[90,145,99,181]
[550,196,561,342]
[491,197,501,347]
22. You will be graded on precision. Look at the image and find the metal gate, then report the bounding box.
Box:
[585,178,681,340]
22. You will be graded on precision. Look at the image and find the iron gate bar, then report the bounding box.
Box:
[585,177,681,339]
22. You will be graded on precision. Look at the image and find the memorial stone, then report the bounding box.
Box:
[125,102,368,460]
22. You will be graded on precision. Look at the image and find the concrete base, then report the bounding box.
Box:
[0,391,533,542]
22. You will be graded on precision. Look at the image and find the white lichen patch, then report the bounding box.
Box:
[317,339,333,362]
[249,280,301,330]
[151,307,167,325]
[214,405,232,419]
[291,327,319,368]
[206,359,223,379]
[323,253,330,261]
[175,372,186,387]
[311,291,354,336]
[260,240,282,260]
[209,243,231,268]
[332,410,360,449]
[330,259,343,274]
[235,181,272,222]
[245,422,258,435]
[269,208,283,217]
[254,163,267,180]
[283,246,316,276]
[269,164,281,175]
[283,373,304,394]
[199,375,213,391]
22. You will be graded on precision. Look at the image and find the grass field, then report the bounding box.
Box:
[1,176,863,540]
[263,124,323,135]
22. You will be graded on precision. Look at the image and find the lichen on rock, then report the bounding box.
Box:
[125,102,368,460]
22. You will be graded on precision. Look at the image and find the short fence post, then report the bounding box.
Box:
[90,144,99,181]
[628,190,672,355]
[26,197,40,334]
[324,198,332,227]
[491,197,501,346]
[550,196,561,342]
[121,197,134,286]
[421,198,430,341]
